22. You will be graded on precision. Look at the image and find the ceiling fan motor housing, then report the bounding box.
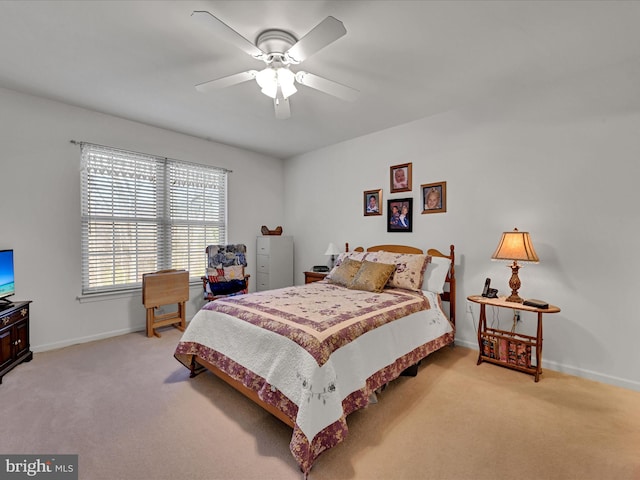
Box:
[256,29,298,64]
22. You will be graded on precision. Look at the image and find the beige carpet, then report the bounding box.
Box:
[1,328,639,480]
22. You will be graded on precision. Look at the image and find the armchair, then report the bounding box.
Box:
[202,244,250,301]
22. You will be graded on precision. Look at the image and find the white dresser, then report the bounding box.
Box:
[256,236,294,291]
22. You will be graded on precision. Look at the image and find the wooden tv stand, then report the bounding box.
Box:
[0,301,33,384]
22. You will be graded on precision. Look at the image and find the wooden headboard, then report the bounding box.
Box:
[357,244,423,255]
[347,243,456,326]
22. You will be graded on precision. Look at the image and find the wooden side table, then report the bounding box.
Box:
[304,271,327,284]
[467,295,560,382]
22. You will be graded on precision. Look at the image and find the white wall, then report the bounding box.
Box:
[285,61,640,391]
[4,57,639,392]
[0,87,285,352]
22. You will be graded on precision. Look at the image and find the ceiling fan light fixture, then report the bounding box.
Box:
[255,67,297,99]
[260,85,278,98]
[256,67,277,98]
[277,68,297,98]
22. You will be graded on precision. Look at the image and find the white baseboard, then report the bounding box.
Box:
[454,339,640,393]
[32,325,146,353]
[32,330,640,392]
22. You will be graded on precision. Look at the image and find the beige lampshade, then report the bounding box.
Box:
[491,228,539,263]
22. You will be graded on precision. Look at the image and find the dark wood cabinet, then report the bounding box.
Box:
[0,301,32,384]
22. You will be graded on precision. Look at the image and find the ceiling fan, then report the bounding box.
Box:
[192,11,359,119]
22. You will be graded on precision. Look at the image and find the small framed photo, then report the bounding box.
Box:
[364,189,382,216]
[421,181,447,214]
[390,163,412,193]
[387,198,413,232]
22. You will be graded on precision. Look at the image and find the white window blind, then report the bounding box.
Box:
[80,143,227,295]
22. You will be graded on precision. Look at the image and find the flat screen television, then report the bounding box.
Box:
[0,249,15,304]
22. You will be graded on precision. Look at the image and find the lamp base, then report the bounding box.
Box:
[505,293,524,304]
[506,261,524,304]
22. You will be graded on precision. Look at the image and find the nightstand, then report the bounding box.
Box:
[467,295,560,382]
[304,271,327,284]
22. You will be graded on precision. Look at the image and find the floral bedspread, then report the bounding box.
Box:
[174,282,454,475]
[200,282,430,364]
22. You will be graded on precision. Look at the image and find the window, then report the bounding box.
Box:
[80,143,227,295]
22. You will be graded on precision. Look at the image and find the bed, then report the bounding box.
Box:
[174,244,456,475]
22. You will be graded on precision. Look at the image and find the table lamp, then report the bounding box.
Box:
[324,242,340,269]
[491,228,539,303]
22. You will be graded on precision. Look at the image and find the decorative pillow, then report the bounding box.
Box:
[326,251,374,279]
[349,261,396,293]
[327,258,362,287]
[422,256,451,294]
[207,267,227,283]
[207,278,247,296]
[224,265,245,280]
[373,251,430,292]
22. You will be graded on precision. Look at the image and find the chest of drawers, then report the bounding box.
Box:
[256,236,293,291]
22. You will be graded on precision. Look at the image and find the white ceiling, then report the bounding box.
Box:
[1,1,639,159]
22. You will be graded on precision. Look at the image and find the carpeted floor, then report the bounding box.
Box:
[1,328,639,480]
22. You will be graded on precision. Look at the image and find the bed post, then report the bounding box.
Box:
[449,244,456,327]
[189,355,205,378]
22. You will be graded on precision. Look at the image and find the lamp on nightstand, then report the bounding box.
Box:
[491,228,539,303]
[324,242,340,269]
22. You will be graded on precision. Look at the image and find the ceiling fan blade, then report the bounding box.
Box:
[274,89,291,120]
[295,71,359,102]
[192,11,265,59]
[195,70,257,93]
[285,16,346,63]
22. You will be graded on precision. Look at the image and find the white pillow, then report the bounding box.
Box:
[423,256,451,294]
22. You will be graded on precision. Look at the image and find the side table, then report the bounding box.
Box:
[304,271,327,284]
[467,295,560,382]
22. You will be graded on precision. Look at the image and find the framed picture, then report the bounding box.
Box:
[390,162,412,193]
[364,189,382,216]
[421,181,447,214]
[387,198,413,232]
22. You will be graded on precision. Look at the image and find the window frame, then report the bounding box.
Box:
[80,143,228,296]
